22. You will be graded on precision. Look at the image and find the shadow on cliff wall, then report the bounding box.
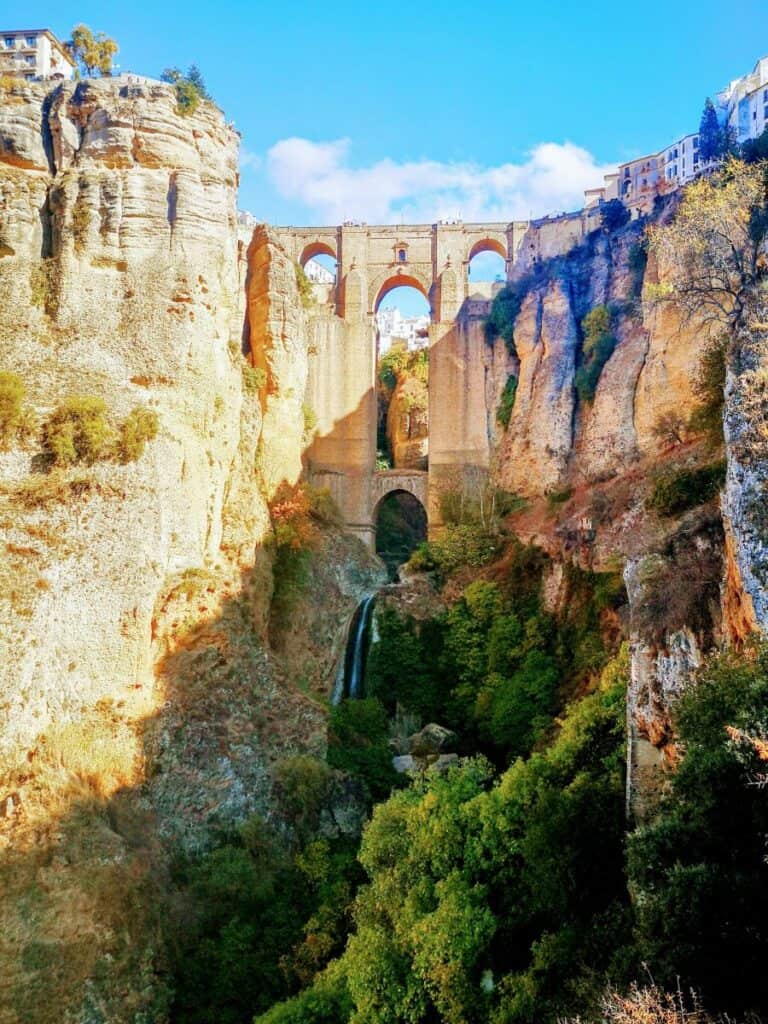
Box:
[0,451,382,1021]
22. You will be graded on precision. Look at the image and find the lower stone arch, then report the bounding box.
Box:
[373,485,428,577]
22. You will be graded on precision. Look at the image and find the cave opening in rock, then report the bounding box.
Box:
[374,489,428,578]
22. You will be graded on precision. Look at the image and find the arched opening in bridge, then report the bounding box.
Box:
[374,489,428,579]
[374,283,430,472]
[467,239,507,286]
[300,242,337,294]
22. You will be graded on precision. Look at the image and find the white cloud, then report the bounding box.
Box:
[265,137,616,224]
[239,147,263,171]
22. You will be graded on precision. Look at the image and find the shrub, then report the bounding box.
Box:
[496,373,518,429]
[652,411,686,447]
[377,346,410,393]
[71,189,90,252]
[43,396,111,466]
[243,364,267,393]
[30,259,59,317]
[117,406,158,462]
[648,461,726,516]
[601,198,631,232]
[0,371,25,446]
[274,756,332,839]
[302,403,318,444]
[627,238,648,298]
[484,281,527,352]
[576,305,616,404]
[547,486,573,509]
[173,78,200,116]
[327,698,399,802]
[419,523,500,577]
[295,262,314,309]
[688,340,726,447]
[629,645,768,1014]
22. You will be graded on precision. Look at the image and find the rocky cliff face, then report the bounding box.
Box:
[386,371,428,470]
[0,77,377,1021]
[490,217,758,813]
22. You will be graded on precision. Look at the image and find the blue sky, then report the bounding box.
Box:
[12,0,768,227]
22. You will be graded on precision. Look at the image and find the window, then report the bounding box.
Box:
[398,249,406,263]
[693,137,699,150]
[25,55,35,66]
[4,37,14,48]
[25,35,36,47]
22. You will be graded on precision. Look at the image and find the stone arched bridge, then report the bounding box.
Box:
[272,221,528,322]
[265,220,530,546]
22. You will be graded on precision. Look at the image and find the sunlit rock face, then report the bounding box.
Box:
[0,76,248,763]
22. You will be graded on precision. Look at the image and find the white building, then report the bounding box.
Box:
[0,29,75,80]
[718,56,768,144]
[376,306,429,352]
[583,55,768,215]
[304,258,335,284]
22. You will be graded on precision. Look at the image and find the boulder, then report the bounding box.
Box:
[407,723,457,757]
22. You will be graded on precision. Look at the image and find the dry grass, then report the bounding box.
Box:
[34,701,146,804]
[561,984,742,1024]
[0,471,124,510]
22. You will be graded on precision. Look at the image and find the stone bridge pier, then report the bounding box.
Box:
[271,220,529,547]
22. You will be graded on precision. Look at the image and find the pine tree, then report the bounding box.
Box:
[699,97,723,162]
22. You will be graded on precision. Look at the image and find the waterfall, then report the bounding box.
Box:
[332,594,376,704]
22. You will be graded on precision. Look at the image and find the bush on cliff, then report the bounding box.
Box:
[42,398,160,467]
[576,305,616,404]
[327,698,399,802]
[496,373,518,429]
[43,396,112,466]
[628,644,768,1015]
[647,460,726,516]
[0,371,26,447]
[116,406,159,462]
[161,64,211,115]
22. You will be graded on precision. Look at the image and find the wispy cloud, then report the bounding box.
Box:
[239,147,263,171]
[264,137,615,224]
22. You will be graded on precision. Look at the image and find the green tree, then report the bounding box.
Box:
[698,97,723,162]
[629,645,768,1015]
[68,24,118,77]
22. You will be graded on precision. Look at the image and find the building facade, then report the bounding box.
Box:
[0,29,75,80]
[718,56,768,144]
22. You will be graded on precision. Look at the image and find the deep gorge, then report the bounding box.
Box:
[0,74,767,1024]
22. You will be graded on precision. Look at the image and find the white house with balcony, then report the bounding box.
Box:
[0,29,75,80]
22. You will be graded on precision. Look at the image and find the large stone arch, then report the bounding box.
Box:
[369,269,433,316]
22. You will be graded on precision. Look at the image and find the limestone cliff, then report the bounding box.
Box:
[0,77,377,1022]
[489,218,743,812]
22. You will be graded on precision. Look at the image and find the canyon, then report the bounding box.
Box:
[0,74,766,1021]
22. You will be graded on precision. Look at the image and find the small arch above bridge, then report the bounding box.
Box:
[300,240,338,266]
[467,235,508,264]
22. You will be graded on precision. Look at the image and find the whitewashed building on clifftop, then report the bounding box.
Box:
[0,29,75,80]
[584,55,768,217]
